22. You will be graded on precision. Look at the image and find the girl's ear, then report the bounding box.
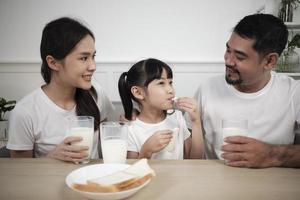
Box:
[263,53,279,71]
[46,55,61,71]
[131,86,145,100]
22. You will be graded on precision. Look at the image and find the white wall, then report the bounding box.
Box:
[0,0,265,62]
[0,0,297,102]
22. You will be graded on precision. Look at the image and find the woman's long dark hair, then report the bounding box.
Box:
[40,17,100,131]
[118,58,173,120]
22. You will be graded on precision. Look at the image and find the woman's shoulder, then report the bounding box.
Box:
[15,88,44,107]
[11,88,44,119]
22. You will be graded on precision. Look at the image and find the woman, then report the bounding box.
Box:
[7,17,114,163]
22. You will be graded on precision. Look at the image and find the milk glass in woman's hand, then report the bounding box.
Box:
[101,122,128,164]
[67,116,94,164]
[222,119,248,144]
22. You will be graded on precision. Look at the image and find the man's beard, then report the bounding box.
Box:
[225,67,243,85]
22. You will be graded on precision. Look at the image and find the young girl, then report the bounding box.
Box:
[7,17,114,162]
[118,58,204,159]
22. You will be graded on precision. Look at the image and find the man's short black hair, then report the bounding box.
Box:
[233,14,288,57]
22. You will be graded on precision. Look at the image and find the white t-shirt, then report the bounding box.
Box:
[127,110,191,159]
[187,72,300,159]
[7,82,114,158]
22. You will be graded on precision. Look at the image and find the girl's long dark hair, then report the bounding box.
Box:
[118,58,173,120]
[40,17,100,131]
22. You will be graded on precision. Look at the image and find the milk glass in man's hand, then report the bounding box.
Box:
[67,116,94,164]
[222,119,248,144]
[101,122,128,164]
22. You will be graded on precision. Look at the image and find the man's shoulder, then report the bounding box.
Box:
[273,73,300,89]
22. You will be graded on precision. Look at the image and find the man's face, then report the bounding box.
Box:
[224,32,269,92]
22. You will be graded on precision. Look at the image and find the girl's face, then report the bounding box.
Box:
[56,35,96,90]
[143,68,175,111]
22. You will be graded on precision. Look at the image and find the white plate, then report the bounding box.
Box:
[65,163,151,200]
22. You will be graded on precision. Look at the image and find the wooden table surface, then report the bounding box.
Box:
[0,158,299,200]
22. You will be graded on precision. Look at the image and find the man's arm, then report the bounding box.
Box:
[221,136,300,168]
[271,144,300,167]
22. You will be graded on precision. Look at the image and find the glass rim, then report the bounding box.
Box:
[67,116,94,121]
[101,121,128,126]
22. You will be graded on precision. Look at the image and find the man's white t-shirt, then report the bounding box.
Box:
[7,82,114,158]
[127,110,191,159]
[187,72,300,159]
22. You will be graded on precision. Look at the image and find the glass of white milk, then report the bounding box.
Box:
[67,116,94,164]
[100,122,128,164]
[222,118,248,145]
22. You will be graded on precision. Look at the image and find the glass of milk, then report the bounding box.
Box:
[67,116,94,164]
[222,118,248,145]
[100,121,128,164]
[165,127,179,152]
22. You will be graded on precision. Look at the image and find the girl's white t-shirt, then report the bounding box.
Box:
[127,110,191,159]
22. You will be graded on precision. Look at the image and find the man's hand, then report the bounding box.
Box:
[221,136,279,168]
[47,136,89,163]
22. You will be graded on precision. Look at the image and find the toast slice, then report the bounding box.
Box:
[73,159,155,193]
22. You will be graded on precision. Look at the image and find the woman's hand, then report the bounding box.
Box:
[139,130,173,158]
[46,136,89,163]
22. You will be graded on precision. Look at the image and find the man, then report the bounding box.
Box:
[190,14,300,168]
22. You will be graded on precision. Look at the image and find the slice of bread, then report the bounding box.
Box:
[73,159,155,193]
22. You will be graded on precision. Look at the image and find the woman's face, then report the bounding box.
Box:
[56,34,96,90]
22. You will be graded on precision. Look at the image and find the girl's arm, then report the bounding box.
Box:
[128,130,173,159]
[127,150,152,159]
[10,150,33,158]
[177,97,204,159]
[189,117,204,159]
[127,151,139,159]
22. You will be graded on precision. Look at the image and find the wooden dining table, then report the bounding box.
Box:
[0,158,299,200]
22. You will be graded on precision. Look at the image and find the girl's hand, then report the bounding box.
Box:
[139,130,173,158]
[176,97,200,122]
[46,136,89,163]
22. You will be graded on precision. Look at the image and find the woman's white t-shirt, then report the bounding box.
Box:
[7,82,114,158]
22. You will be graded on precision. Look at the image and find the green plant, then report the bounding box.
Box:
[287,33,300,51]
[278,0,300,22]
[276,33,300,72]
[280,0,300,9]
[0,97,16,121]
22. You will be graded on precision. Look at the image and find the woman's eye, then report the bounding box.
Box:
[81,57,88,61]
